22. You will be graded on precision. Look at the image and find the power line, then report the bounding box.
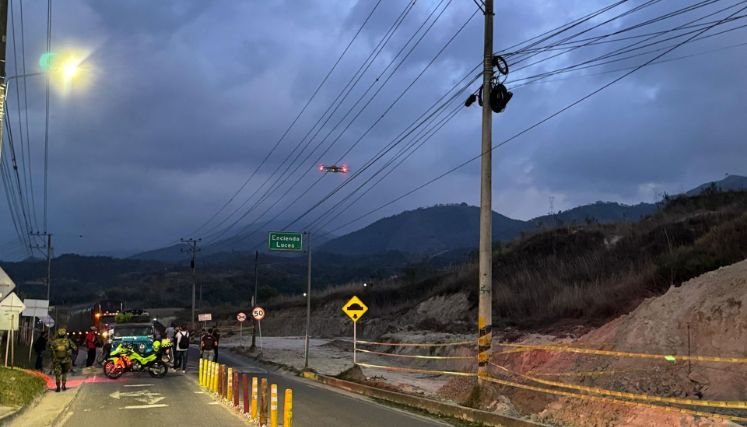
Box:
[197,0,418,242]
[43,0,51,233]
[188,0,385,237]
[329,2,747,234]
[210,1,472,247]
[17,0,38,234]
[201,0,634,246]
[202,0,451,245]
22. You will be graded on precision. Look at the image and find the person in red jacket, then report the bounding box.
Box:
[85,326,97,367]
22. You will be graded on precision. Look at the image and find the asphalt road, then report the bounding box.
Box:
[55,348,450,426]
[215,348,451,427]
[57,369,244,426]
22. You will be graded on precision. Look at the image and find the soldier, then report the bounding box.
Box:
[48,328,76,392]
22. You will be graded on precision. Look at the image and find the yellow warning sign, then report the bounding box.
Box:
[342,295,368,322]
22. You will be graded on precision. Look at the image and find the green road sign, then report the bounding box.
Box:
[268,231,303,251]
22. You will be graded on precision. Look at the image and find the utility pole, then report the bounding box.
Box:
[181,238,201,330]
[30,232,53,302]
[0,0,7,151]
[251,250,259,350]
[477,0,494,381]
[303,232,312,370]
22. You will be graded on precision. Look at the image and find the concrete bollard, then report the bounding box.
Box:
[227,367,233,401]
[251,377,258,419]
[283,389,292,427]
[260,378,268,426]
[242,373,249,414]
[270,384,278,427]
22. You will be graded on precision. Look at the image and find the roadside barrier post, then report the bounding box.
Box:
[260,377,268,426]
[251,377,258,419]
[270,384,278,427]
[283,389,293,427]
[227,367,233,401]
[212,362,219,393]
[221,365,227,398]
[242,373,249,414]
[206,361,213,390]
[233,370,239,407]
[198,358,203,386]
[219,365,224,397]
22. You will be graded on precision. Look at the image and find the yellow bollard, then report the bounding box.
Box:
[208,361,213,392]
[213,362,219,393]
[250,377,258,419]
[205,361,211,389]
[270,384,278,427]
[199,359,204,386]
[227,367,233,402]
[283,389,292,427]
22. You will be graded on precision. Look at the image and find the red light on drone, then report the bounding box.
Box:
[341,165,348,173]
[319,164,325,172]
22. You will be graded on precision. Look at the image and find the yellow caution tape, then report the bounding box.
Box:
[522,373,747,410]
[479,375,747,422]
[529,368,657,378]
[357,362,476,377]
[357,339,476,348]
[357,348,475,360]
[497,342,747,364]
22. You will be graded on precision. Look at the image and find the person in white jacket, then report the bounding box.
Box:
[174,326,190,374]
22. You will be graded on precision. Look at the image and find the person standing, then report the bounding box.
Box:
[48,328,76,392]
[212,328,220,362]
[33,331,48,371]
[175,326,190,374]
[201,328,217,362]
[85,326,97,367]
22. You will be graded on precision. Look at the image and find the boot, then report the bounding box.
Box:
[62,383,67,391]
[55,384,61,393]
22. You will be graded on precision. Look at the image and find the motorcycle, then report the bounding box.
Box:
[102,341,168,379]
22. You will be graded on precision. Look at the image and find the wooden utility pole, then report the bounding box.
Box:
[477,0,494,381]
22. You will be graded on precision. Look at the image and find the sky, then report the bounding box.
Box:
[0,0,745,259]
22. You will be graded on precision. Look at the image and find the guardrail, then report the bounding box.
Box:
[199,358,292,426]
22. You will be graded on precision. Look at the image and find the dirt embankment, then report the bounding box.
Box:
[453,258,747,427]
[258,292,472,339]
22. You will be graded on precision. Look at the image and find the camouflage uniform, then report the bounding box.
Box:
[48,328,77,392]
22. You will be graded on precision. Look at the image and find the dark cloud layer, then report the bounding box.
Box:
[1,0,745,258]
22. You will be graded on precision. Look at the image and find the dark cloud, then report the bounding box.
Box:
[1,0,745,259]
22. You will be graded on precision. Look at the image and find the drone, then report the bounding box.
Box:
[319,164,348,173]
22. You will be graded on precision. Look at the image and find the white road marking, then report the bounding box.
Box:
[124,384,153,387]
[123,404,169,409]
[208,402,220,405]
[194,391,205,394]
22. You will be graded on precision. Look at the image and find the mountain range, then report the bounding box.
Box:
[130,174,747,260]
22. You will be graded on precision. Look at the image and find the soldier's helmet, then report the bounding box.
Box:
[57,328,67,337]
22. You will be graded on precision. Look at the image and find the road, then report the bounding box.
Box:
[215,348,450,427]
[54,347,451,426]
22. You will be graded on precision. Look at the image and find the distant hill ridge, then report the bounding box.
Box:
[132,174,747,260]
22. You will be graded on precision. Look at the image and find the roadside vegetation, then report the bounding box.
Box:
[0,367,46,407]
[260,189,747,332]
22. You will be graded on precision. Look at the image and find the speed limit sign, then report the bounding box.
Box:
[252,306,266,321]
[237,312,247,322]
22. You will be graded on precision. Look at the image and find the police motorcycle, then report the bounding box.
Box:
[102,339,169,379]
